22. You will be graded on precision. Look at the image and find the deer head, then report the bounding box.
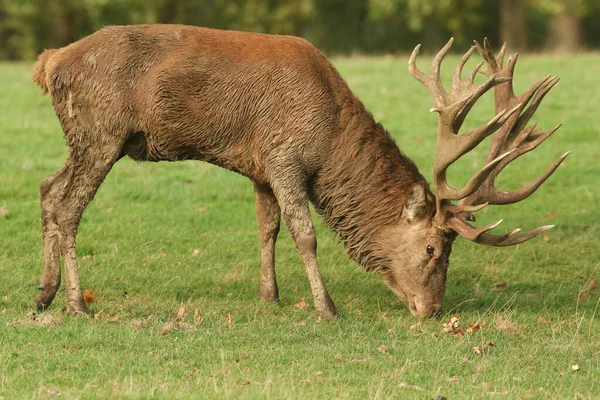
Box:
[378,38,568,318]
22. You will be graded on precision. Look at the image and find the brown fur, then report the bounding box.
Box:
[33,24,449,319]
[32,49,57,94]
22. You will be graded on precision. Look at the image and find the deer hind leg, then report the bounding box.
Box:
[270,178,338,319]
[253,182,281,302]
[37,165,71,311]
[37,142,122,315]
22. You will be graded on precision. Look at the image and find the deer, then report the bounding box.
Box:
[32,24,568,319]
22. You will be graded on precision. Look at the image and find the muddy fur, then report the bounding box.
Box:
[33,24,444,318]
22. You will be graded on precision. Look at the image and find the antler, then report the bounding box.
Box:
[408,38,568,246]
[459,38,570,206]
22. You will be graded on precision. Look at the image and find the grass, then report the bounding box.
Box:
[0,50,598,399]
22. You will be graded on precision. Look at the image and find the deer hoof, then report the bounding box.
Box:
[67,300,91,316]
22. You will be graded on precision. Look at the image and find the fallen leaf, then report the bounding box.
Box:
[492,281,508,290]
[543,235,550,242]
[161,319,176,335]
[472,341,495,356]
[442,315,464,336]
[177,305,187,321]
[398,382,425,391]
[467,322,481,334]
[226,312,232,328]
[105,314,119,322]
[93,310,118,322]
[294,297,309,309]
[578,291,590,300]
[192,249,201,256]
[158,251,167,257]
[377,344,388,353]
[538,317,552,324]
[408,322,422,330]
[131,320,147,329]
[496,317,518,335]
[571,364,580,371]
[160,318,194,335]
[0,207,9,218]
[588,280,597,290]
[194,308,203,325]
[83,288,98,304]
[315,371,323,376]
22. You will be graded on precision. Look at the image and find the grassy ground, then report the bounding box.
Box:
[0,50,598,399]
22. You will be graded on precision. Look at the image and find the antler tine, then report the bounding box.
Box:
[408,44,427,84]
[408,38,455,108]
[468,61,485,84]
[492,225,554,246]
[453,45,476,88]
[494,151,570,204]
[431,37,455,78]
[448,216,510,243]
[514,76,560,134]
[496,41,507,69]
[464,149,569,206]
[475,38,505,77]
[448,216,555,247]
[495,123,562,171]
[436,149,515,201]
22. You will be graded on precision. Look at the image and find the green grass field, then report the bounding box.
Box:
[0,51,598,399]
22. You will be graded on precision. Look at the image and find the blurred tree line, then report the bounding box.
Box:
[0,0,598,60]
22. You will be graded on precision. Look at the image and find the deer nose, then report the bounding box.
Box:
[409,299,443,318]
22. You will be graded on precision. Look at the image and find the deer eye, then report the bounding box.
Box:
[427,245,434,257]
[466,213,476,222]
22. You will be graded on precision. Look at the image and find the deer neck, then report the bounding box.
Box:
[310,105,427,272]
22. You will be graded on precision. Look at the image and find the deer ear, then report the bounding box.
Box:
[404,182,428,222]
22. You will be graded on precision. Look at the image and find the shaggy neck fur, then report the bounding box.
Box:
[310,99,428,272]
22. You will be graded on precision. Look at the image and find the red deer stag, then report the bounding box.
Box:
[32,25,567,318]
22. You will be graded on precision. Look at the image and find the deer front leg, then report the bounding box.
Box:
[254,182,281,302]
[272,182,338,319]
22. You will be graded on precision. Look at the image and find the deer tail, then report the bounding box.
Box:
[32,49,58,95]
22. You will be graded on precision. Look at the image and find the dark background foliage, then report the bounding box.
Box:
[0,0,598,60]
